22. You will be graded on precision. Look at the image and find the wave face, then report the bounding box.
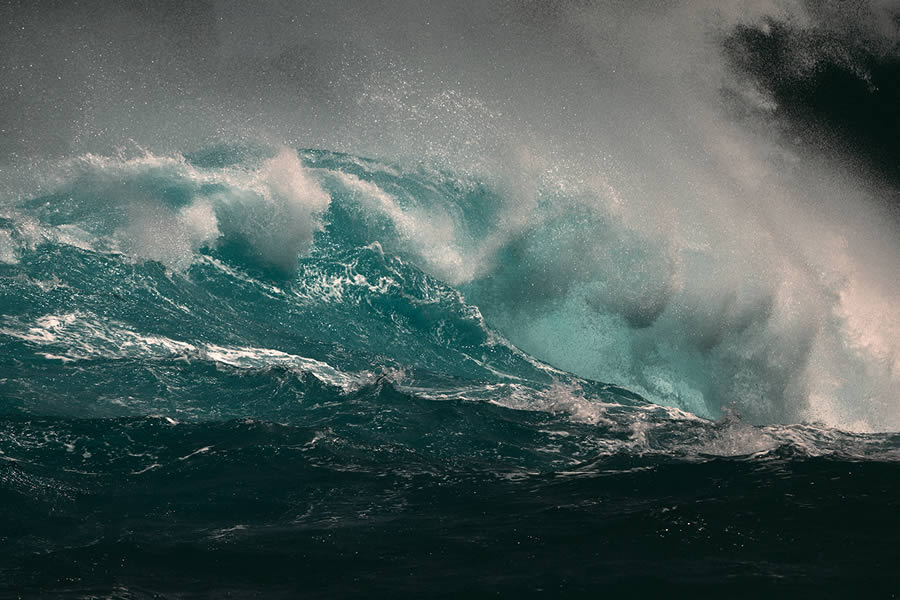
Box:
[1,145,900,596]
[5,145,896,428]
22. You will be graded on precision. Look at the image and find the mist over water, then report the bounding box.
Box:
[5,3,900,597]
[1,0,898,430]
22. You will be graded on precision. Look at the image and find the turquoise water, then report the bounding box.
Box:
[1,146,898,597]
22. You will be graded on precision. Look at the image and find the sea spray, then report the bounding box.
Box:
[1,1,899,596]
[3,146,897,430]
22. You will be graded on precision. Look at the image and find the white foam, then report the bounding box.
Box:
[333,170,472,284]
[5,148,331,273]
[1,311,365,390]
[224,148,331,272]
[0,230,18,264]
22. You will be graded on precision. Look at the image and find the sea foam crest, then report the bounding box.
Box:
[0,310,363,391]
[3,148,330,272]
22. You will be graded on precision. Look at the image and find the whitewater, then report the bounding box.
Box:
[1,0,898,596]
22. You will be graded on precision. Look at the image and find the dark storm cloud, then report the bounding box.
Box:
[724,5,900,194]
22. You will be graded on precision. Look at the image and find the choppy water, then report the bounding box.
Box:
[1,146,898,596]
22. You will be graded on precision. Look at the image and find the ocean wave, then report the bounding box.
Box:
[1,145,897,435]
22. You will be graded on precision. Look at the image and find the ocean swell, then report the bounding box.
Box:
[0,145,897,433]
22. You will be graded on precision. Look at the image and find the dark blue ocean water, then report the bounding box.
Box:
[1,146,898,597]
